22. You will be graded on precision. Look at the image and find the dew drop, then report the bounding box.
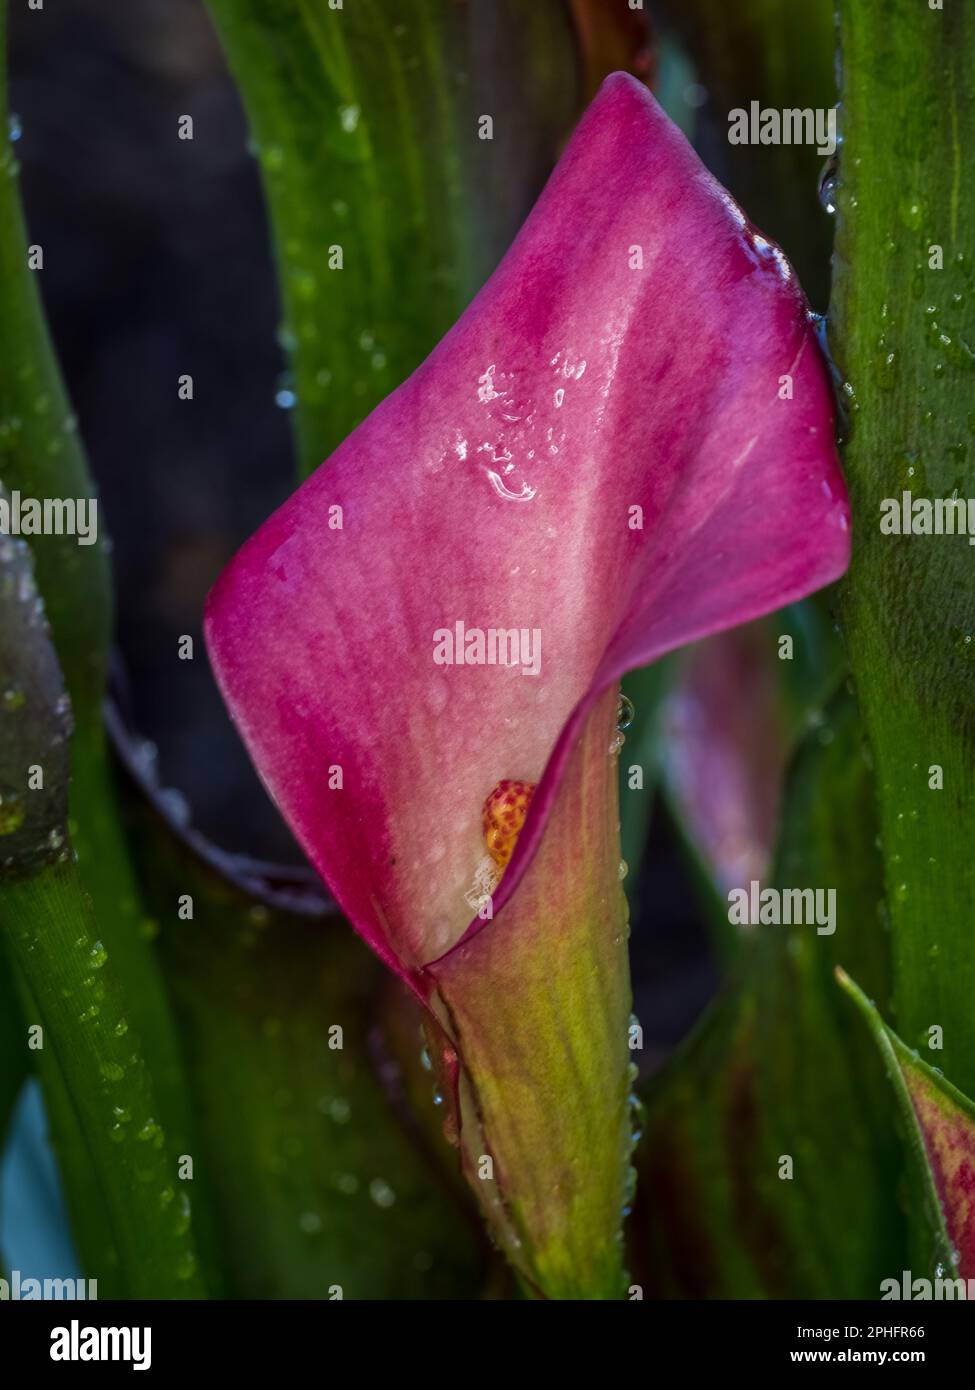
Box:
[952,629,975,660]
[817,155,838,215]
[877,351,898,390]
[136,1119,164,1148]
[899,197,924,231]
[339,104,360,134]
[622,1163,639,1217]
[616,694,635,732]
[173,1191,192,1236]
[369,1178,396,1209]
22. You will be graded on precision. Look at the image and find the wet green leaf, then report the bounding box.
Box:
[205,0,581,478]
[0,3,193,1164]
[830,1,975,1098]
[0,534,205,1297]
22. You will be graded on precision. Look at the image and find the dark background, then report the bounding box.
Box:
[8,0,716,1067]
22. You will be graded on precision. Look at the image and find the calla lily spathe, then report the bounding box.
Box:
[206,73,850,1296]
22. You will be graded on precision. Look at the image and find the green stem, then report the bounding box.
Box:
[0,2,201,1277]
[0,860,204,1297]
[831,0,975,1093]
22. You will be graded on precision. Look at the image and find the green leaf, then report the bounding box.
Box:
[118,786,487,1299]
[4,868,207,1297]
[632,692,906,1297]
[0,3,193,1163]
[0,23,108,716]
[830,1,975,1096]
[205,0,581,477]
[0,535,205,1297]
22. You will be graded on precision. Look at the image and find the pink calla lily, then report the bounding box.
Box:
[205,73,849,1297]
[660,625,788,898]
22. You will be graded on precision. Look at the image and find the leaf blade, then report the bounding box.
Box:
[831,0,975,1097]
[206,0,580,478]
